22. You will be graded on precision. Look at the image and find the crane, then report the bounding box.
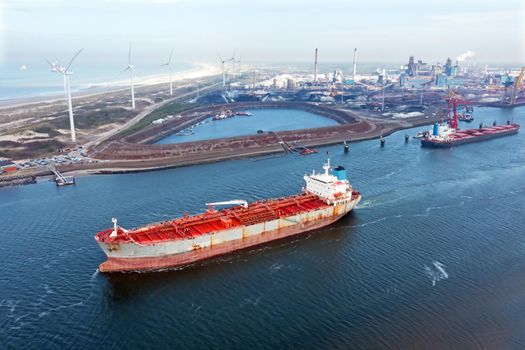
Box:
[510,66,524,105]
[445,90,471,130]
[205,200,248,209]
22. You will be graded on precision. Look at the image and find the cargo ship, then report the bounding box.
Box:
[420,122,519,148]
[420,95,519,148]
[95,159,361,273]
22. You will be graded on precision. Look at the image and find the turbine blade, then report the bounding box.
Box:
[65,48,83,72]
[128,43,132,65]
[217,53,223,63]
[168,48,174,65]
[232,49,236,60]
[45,59,57,72]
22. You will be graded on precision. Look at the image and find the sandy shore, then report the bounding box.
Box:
[0,63,220,109]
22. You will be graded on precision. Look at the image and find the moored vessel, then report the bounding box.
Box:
[420,122,519,148]
[421,95,519,148]
[95,159,361,272]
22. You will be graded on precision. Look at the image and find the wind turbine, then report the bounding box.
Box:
[123,43,135,109]
[231,50,236,78]
[217,53,233,88]
[46,49,83,143]
[235,54,242,78]
[162,48,174,95]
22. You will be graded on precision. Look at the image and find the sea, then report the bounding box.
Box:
[1,106,525,349]
[0,60,194,102]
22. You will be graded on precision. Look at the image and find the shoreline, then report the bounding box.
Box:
[3,113,433,185]
[0,63,220,109]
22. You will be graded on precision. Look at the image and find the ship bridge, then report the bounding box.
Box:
[304,158,352,203]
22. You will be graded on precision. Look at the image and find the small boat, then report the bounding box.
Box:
[235,111,252,116]
[413,131,429,139]
[459,113,474,122]
[300,148,318,155]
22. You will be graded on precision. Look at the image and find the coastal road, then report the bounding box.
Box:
[85,81,222,149]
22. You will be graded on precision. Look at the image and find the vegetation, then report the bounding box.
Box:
[116,101,195,139]
[48,107,134,130]
[33,124,62,137]
[0,139,65,160]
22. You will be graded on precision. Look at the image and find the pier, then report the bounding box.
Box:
[48,165,76,186]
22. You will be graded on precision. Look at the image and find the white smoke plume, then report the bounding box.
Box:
[456,51,475,63]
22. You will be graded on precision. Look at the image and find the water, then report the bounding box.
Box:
[1,106,525,349]
[0,61,193,101]
[156,109,339,144]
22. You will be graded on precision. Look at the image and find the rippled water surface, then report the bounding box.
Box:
[1,107,525,349]
[155,108,339,144]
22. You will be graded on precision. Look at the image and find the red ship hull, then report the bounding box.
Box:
[99,210,348,272]
[421,124,519,148]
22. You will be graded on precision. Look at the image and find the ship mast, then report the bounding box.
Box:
[323,157,331,176]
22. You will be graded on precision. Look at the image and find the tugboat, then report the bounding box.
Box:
[458,106,474,122]
[413,130,430,139]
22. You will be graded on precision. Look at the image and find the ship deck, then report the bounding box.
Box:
[95,192,358,245]
[422,124,519,146]
[450,124,519,141]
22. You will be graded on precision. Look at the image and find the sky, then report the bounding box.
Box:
[1,0,524,66]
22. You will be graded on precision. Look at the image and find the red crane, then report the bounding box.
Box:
[446,92,471,130]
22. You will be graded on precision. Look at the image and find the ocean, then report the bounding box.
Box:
[0,60,194,101]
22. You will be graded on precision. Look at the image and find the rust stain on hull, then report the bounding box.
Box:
[98,201,358,273]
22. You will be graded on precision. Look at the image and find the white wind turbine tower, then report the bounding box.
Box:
[217,53,233,88]
[46,49,83,143]
[231,50,236,78]
[123,43,136,109]
[234,54,242,77]
[162,48,174,95]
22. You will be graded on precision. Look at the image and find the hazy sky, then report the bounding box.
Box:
[1,0,524,65]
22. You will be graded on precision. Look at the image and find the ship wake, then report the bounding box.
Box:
[424,261,448,287]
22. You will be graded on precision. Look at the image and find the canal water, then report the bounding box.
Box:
[155,108,339,144]
[1,107,525,349]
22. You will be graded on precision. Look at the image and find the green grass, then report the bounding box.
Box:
[49,108,134,130]
[116,102,195,139]
[32,124,62,137]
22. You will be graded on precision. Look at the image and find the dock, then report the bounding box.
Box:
[48,165,76,186]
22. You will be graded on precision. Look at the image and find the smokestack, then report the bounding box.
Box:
[314,48,318,82]
[352,48,357,81]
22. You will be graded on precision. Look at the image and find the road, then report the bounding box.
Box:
[85,81,222,149]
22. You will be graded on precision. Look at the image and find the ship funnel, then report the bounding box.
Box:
[433,122,439,136]
[333,166,347,181]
